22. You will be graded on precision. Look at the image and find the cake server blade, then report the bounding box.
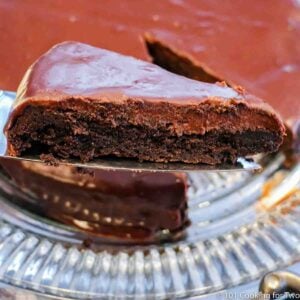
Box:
[0,90,261,173]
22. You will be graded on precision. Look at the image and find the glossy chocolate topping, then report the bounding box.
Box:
[7,42,284,137]
[0,1,299,120]
[16,42,240,102]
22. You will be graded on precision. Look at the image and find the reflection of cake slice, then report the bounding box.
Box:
[5,41,285,165]
[0,159,188,243]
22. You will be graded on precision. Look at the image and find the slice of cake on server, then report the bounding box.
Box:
[5,41,285,165]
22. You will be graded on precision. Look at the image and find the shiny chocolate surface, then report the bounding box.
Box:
[0,0,299,120]
[7,41,284,140]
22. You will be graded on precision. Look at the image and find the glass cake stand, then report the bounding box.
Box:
[0,149,298,299]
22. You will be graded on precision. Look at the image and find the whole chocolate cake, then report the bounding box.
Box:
[5,42,284,165]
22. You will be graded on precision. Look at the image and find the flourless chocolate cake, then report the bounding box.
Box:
[5,41,285,165]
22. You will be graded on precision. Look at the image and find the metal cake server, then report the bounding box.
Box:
[0,90,261,173]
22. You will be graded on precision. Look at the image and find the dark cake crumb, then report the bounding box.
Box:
[40,154,59,166]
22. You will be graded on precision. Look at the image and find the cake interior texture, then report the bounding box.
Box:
[7,99,283,165]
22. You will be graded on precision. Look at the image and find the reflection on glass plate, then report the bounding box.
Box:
[0,152,298,299]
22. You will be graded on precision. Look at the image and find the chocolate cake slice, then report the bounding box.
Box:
[5,41,285,164]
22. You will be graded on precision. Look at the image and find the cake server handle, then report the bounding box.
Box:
[0,90,261,173]
[258,271,300,299]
